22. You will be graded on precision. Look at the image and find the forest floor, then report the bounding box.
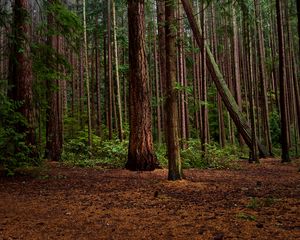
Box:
[0,158,299,240]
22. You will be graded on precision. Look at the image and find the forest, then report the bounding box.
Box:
[0,0,299,239]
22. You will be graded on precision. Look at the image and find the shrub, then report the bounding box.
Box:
[0,93,41,175]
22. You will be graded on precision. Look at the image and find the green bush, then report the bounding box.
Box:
[0,93,40,175]
[62,130,128,168]
[156,140,240,170]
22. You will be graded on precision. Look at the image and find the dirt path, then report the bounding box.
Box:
[0,159,299,239]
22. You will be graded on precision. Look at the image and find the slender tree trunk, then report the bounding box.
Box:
[83,0,92,146]
[296,0,300,57]
[126,0,159,171]
[276,0,290,162]
[177,2,187,149]
[156,0,167,138]
[153,19,162,145]
[165,0,182,180]
[112,0,123,141]
[254,1,272,155]
[200,1,208,155]
[232,3,244,146]
[107,0,113,139]
[95,18,102,136]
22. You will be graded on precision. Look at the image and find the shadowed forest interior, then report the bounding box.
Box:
[0,0,299,239]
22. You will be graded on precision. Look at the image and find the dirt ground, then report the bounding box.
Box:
[0,158,299,240]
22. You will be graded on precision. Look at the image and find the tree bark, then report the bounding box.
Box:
[83,0,92,146]
[254,1,272,155]
[112,0,123,141]
[165,0,182,180]
[9,0,36,153]
[45,0,63,161]
[126,0,159,171]
[107,0,113,140]
[276,0,290,162]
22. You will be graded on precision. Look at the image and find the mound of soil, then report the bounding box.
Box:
[0,158,299,239]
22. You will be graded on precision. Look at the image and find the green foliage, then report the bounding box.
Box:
[236,212,257,221]
[0,93,40,175]
[62,130,128,168]
[156,140,241,170]
[205,143,241,169]
[44,1,82,51]
[270,110,281,146]
[154,144,168,167]
[246,197,276,209]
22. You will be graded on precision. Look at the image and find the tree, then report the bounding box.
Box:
[165,0,182,180]
[126,0,159,171]
[112,0,123,141]
[83,0,92,146]
[9,0,36,149]
[45,0,63,161]
[276,0,290,162]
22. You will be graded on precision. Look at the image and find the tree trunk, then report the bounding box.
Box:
[45,1,62,161]
[232,3,244,146]
[165,0,182,180]
[83,0,92,146]
[112,0,123,141]
[181,0,269,157]
[276,0,290,162]
[107,0,113,139]
[126,0,159,171]
[9,0,36,154]
[254,1,272,155]
[156,0,167,137]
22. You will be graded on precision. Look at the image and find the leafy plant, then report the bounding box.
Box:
[236,212,257,221]
[62,130,128,168]
[0,93,41,175]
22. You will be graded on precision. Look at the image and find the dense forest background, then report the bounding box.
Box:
[0,0,299,178]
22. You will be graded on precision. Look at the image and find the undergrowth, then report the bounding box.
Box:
[62,131,241,170]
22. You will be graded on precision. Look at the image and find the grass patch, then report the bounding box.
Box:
[236,212,257,221]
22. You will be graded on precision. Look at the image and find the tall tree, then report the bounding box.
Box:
[156,0,166,138]
[45,0,63,161]
[126,0,159,171]
[107,0,113,139]
[112,0,123,141]
[165,0,182,180]
[254,0,272,155]
[9,0,36,151]
[276,0,290,162]
[83,0,92,146]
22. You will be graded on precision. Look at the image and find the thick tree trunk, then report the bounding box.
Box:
[165,0,182,180]
[9,0,36,153]
[45,1,62,161]
[181,0,269,157]
[126,0,159,171]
